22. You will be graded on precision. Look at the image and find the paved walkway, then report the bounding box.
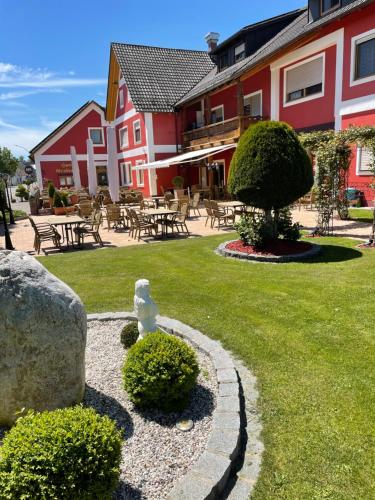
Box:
[1,207,372,255]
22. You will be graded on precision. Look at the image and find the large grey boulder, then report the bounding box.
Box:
[0,250,86,426]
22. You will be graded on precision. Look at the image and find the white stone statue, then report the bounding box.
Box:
[134,279,158,339]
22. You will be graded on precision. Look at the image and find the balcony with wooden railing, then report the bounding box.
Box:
[183,115,267,151]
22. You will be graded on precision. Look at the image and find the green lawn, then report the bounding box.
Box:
[39,234,375,499]
[348,208,374,224]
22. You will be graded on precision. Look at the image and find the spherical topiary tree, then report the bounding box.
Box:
[0,406,123,499]
[122,332,199,412]
[228,121,313,210]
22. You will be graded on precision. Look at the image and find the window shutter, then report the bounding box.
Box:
[286,57,323,94]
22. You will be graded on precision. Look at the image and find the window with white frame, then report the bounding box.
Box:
[119,88,124,109]
[88,127,104,145]
[59,175,73,187]
[357,146,374,175]
[135,160,144,186]
[285,55,324,104]
[211,105,224,124]
[321,0,340,15]
[244,91,262,117]
[133,120,141,144]
[119,126,128,148]
[234,43,246,62]
[352,31,375,83]
[121,161,132,186]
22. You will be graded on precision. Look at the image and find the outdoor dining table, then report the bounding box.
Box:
[46,215,86,247]
[140,208,179,238]
[218,201,245,213]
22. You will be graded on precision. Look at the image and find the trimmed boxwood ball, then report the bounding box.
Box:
[228,121,313,209]
[122,332,199,412]
[120,321,139,348]
[0,406,123,500]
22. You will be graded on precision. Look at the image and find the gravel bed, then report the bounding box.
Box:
[84,320,218,500]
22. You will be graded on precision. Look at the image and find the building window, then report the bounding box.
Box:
[285,54,324,104]
[219,53,229,71]
[244,91,262,117]
[59,175,73,187]
[121,161,132,185]
[321,0,340,14]
[119,126,128,149]
[133,120,141,144]
[234,43,246,62]
[88,127,104,145]
[355,34,375,81]
[119,88,124,109]
[357,146,374,175]
[211,105,224,124]
[136,160,144,186]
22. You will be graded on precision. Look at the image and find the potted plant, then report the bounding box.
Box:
[53,190,66,215]
[28,183,40,216]
[48,181,55,208]
[172,176,184,189]
[61,191,76,214]
[15,184,29,202]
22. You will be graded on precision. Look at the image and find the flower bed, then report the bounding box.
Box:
[217,239,321,263]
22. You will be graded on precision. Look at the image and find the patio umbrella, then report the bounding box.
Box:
[70,145,81,189]
[86,138,97,196]
[106,126,120,202]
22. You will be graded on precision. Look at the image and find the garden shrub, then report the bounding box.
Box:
[0,406,123,500]
[120,321,139,348]
[228,121,313,210]
[122,332,199,412]
[277,207,301,241]
[47,181,55,199]
[15,184,28,201]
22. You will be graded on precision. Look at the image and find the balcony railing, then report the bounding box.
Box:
[183,115,266,150]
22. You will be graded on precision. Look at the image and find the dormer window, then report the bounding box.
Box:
[321,0,340,15]
[219,53,229,71]
[234,43,245,62]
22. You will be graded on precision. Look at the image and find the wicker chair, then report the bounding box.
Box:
[29,217,61,254]
[74,210,103,246]
[165,203,189,236]
[128,209,157,241]
[78,200,94,219]
[210,200,235,230]
[190,192,201,216]
[204,199,214,227]
[105,204,126,230]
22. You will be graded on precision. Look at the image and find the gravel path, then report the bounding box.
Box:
[84,320,217,500]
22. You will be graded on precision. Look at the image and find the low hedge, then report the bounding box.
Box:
[122,332,199,412]
[0,406,123,499]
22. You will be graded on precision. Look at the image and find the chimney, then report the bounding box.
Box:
[205,32,220,53]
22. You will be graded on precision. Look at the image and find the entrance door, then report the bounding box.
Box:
[96,166,108,186]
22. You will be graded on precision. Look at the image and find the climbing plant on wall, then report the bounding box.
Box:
[300,126,375,239]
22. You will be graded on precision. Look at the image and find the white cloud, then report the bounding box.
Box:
[0,61,106,89]
[0,116,59,155]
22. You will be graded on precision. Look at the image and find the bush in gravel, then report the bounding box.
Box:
[120,321,139,348]
[122,332,199,412]
[0,406,123,500]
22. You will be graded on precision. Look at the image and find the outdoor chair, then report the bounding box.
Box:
[105,204,127,230]
[74,210,103,247]
[210,200,235,230]
[165,203,189,236]
[78,200,94,219]
[190,192,201,216]
[204,199,214,227]
[128,209,158,241]
[29,217,61,254]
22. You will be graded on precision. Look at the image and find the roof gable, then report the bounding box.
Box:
[109,43,215,114]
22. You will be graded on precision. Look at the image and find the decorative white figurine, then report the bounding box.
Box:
[134,279,158,339]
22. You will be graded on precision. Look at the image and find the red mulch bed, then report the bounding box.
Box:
[226,239,314,256]
[357,243,375,249]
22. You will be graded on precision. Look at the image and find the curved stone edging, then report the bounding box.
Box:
[87,312,262,500]
[216,240,322,263]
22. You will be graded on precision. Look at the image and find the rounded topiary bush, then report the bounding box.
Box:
[0,406,123,500]
[228,120,313,210]
[122,332,199,412]
[120,321,139,349]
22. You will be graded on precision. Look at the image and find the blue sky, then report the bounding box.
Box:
[0,0,303,156]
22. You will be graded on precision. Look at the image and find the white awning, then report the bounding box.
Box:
[132,144,236,171]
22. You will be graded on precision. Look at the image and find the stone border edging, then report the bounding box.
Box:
[216,240,322,263]
[87,312,261,499]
